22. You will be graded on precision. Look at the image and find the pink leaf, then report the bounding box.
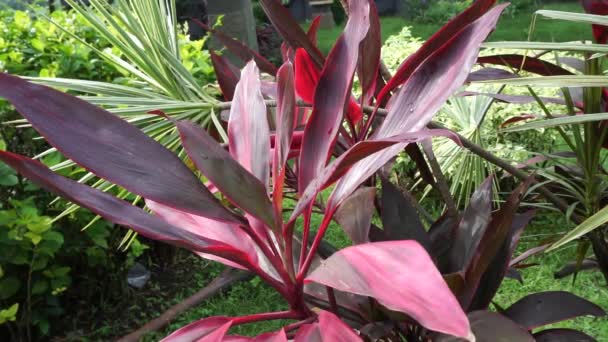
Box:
[161,316,232,342]
[305,241,471,338]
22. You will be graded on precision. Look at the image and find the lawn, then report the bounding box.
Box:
[309,2,591,54]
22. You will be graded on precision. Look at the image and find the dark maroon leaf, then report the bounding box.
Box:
[0,73,240,224]
[477,54,573,76]
[554,259,599,279]
[449,177,493,273]
[503,291,606,330]
[380,177,431,250]
[327,4,507,214]
[175,120,277,231]
[334,187,376,244]
[533,328,597,342]
[357,0,381,105]
[0,152,257,270]
[468,210,535,311]
[306,241,471,338]
[466,68,518,82]
[460,179,531,309]
[429,213,460,271]
[307,16,322,48]
[258,0,324,68]
[298,0,370,192]
[405,143,436,186]
[376,0,497,103]
[505,268,523,283]
[435,311,534,342]
[210,50,240,100]
[194,19,278,76]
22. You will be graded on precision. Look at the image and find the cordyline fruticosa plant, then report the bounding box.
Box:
[0,0,605,340]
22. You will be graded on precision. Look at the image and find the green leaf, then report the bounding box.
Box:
[502,113,608,132]
[548,204,608,252]
[0,265,3,278]
[482,41,608,53]
[25,232,42,246]
[0,162,18,187]
[31,280,48,295]
[0,303,19,324]
[536,9,608,26]
[477,75,608,88]
[26,216,53,235]
[30,38,45,52]
[32,256,48,271]
[0,277,20,300]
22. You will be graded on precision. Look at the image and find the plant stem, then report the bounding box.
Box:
[421,140,458,218]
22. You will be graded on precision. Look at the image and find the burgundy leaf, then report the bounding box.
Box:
[449,177,493,273]
[272,62,297,214]
[175,120,276,231]
[194,19,278,76]
[334,187,376,244]
[554,259,599,279]
[0,152,256,269]
[307,16,322,48]
[380,177,431,250]
[376,0,497,103]
[468,210,535,311]
[162,316,232,342]
[405,144,436,186]
[0,73,239,224]
[435,311,534,342]
[258,0,324,68]
[466,68,518,82]
[503,291,606,330]
[327,5,507,213]
[305,241,471,338]
[500,114,538,128]
[211,50,241,100]
[582,0,608,43]
[533,328,597,342]
[298,0,370,193]
[146,200,263,271]
[477,54,573,76]
[290,129,460,224]
[460,179,530,309]
[357,0,381,105]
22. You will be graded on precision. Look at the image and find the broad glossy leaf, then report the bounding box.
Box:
[146,200,260,271]
[210,51,240,100]
[460,180,530,309]
[258,0,324,68]
[449,177,493,273]
[0,73,240,224]
[327,5,507,212]
[436,311,534,342]
[162,316,231,342]
[0,152,244,263]
[380,178,430,250]
[503,291,605,329]
[477,54,573,76]
[298,0,370,192]
[468,211,535,310]
[357,0,381,105]
[175,120,276,231]
[376,0,496,103]
[334,187,376,244]
[533,328,597,342]
[306,241,471,338]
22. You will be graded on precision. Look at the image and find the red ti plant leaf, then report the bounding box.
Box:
[357,0,381,105]
[327,4,507,214]
[333,187,376,244]
[224,330,288,342]
[258,0,324,68]
[477,54,573,76]
[210,50,240,100]
[174,119,277,232]
[161,316,232,342]
[582,0,608,43]
[298,0,371,192]
[533,328,596,342]
[435,311,534,342]
[293,310,363,342]
[272,62,297,215]
[502,291,606,330]
[376,0,497,104]
[0,73,240,224]
[305,241,471,339]
[0,152,258,270]
[193,19,278,76]
[466,67,518,82]
[307,16,322,48]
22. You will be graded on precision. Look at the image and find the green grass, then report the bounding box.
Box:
[310,3,591,54]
